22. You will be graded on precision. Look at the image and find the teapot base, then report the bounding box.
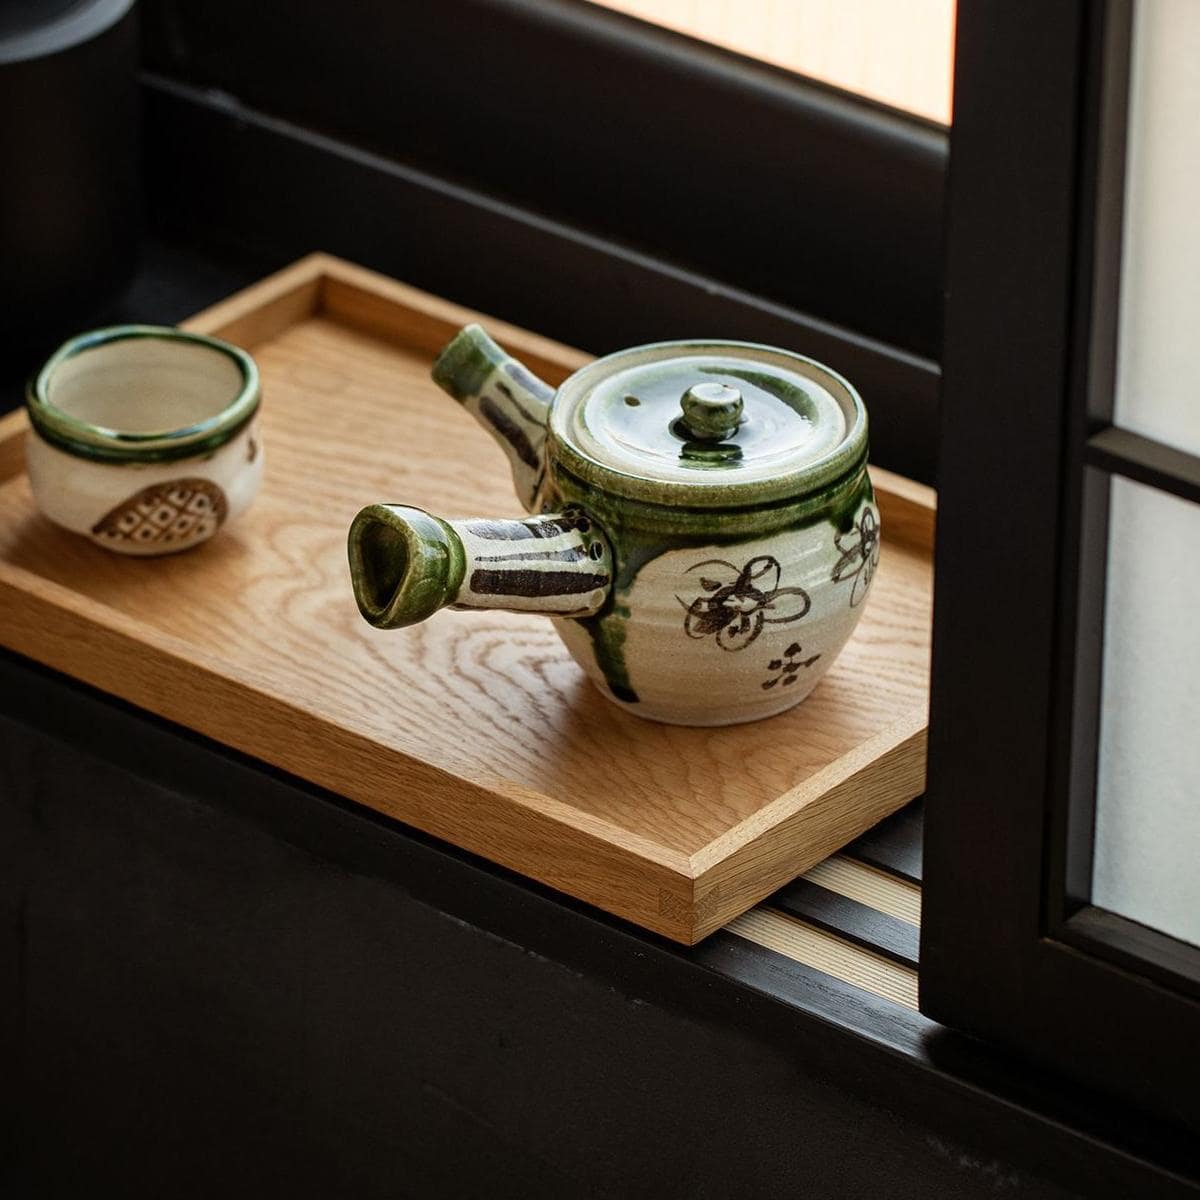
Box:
[587,675,821,726]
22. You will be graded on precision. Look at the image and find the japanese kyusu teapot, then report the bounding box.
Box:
[347,326,880,726]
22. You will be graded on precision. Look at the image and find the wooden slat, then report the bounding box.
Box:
[803,855,922,926]
[0,254,934,943]
[726,908,920,1009]
[770,877,919,968]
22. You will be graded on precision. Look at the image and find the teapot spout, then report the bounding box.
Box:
[348,504,612,629]
[431,324,554,512]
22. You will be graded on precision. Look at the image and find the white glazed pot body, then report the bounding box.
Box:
[26,420,263,554]
[550,480,880,726]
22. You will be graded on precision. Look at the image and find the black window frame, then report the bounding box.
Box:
[136,0,945,483]
[923,0,1200,1134]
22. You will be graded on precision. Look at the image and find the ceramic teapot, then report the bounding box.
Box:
[347,325,880,725]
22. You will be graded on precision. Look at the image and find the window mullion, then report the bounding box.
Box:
[1085,426,1200,504]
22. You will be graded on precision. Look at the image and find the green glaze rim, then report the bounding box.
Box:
[551,450,872,540]
[546,339,868,509]
[26,325,260,464]
[347,504,467,629]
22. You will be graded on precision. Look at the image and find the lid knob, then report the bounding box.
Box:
[679,382,744,441]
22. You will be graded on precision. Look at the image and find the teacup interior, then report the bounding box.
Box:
[48,336,245,434]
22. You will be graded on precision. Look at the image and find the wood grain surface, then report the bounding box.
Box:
[0,254,935,942]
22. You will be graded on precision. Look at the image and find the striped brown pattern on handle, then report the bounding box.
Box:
[467,363,553,511]
[431,325,555,512]
[450,508,613,617]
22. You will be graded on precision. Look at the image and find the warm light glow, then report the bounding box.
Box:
[588,0,956,124]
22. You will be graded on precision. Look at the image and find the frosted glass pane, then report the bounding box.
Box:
[1093,478,1200,945]
[1115,0,1200,458]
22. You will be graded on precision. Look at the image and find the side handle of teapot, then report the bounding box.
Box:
[431,324,555,512]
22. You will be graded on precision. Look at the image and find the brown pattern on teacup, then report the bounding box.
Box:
[91,478,228,551]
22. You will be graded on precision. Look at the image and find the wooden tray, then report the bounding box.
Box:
[0,255,934,943]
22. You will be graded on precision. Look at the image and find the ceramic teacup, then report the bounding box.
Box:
[25,325,263,555]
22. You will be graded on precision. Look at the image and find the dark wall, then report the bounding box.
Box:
[139,0,947,359]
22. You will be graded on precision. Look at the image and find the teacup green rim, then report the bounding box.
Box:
[26,324,260,464]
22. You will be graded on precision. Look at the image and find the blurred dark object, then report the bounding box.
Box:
[0,0,140,349]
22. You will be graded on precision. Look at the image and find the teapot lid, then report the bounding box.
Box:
[547,341,868,508]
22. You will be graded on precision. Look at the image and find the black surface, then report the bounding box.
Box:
[0,0,141,343]
[922,0,1200,1134]
[841,796,923,883]
[139,0,947,360]
[0,705,1044,1200]
[3,648,1199,1198]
